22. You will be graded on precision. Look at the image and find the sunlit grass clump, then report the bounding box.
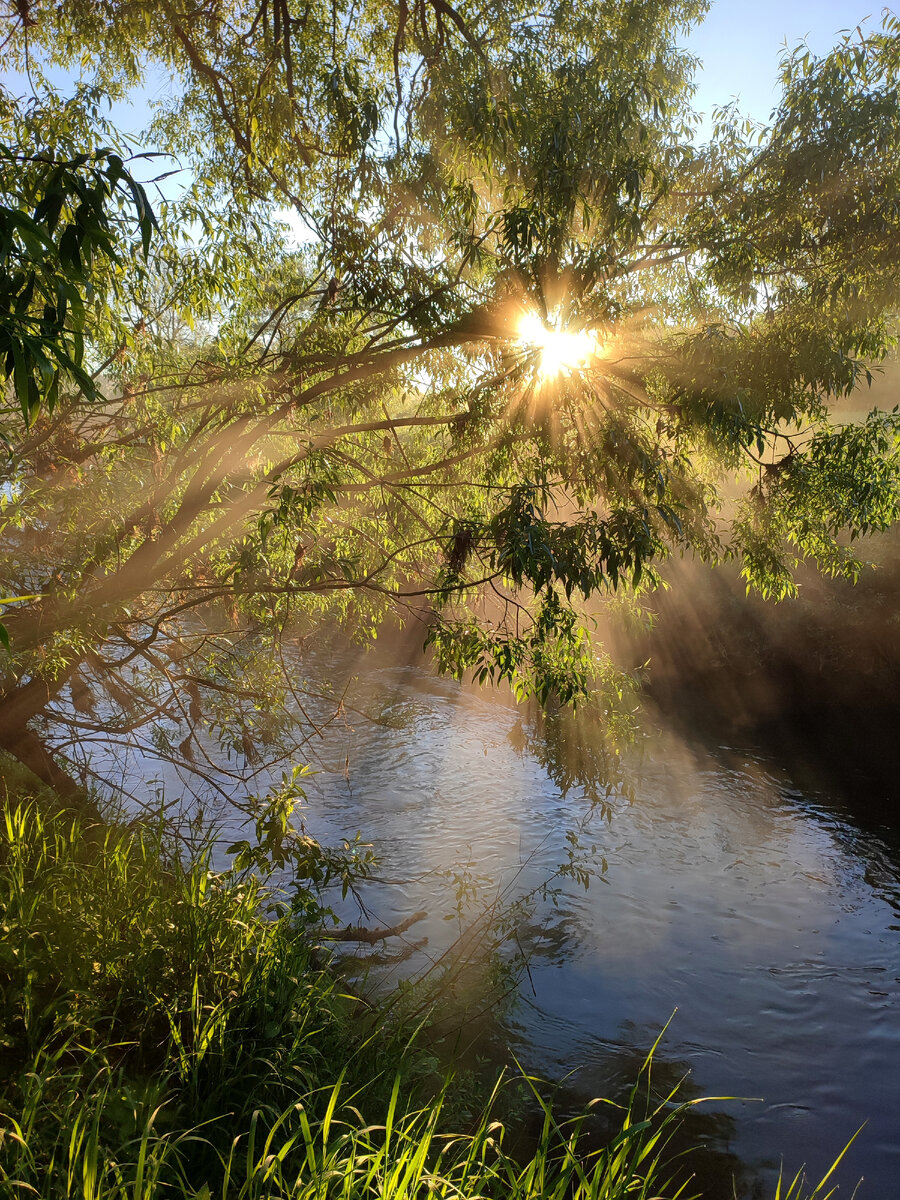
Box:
[0,779,858,1200]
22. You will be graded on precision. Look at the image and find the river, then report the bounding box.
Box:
[92,644,900,1198]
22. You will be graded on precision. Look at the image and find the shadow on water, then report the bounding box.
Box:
[630,528,900,817]
[553,1041,755,1200]
[467,1023,757,1200]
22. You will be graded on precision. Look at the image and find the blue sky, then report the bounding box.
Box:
[687,0,881,126]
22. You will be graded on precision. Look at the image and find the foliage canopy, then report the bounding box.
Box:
[1,0,900,799]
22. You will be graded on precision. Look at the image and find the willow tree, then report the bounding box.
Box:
[1,0,899,802]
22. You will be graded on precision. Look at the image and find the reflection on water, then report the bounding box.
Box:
[92,652,900,1199]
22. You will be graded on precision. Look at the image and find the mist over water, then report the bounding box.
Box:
[79,539,900,1200]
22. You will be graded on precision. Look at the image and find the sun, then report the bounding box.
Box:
[517,311,602,379]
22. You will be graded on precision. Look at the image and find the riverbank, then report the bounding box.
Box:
[0,760,852,1199]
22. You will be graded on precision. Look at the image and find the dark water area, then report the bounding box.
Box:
[636,531,900,824]
[88,604,900,1199]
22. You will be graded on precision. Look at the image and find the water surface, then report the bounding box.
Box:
[99,655,900,1197]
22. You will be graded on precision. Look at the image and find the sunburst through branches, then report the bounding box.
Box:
[516,311,604,380]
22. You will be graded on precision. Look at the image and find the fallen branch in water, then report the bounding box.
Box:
[327,909,428,944]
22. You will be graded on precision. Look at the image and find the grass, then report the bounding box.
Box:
[0,766,860,1200]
